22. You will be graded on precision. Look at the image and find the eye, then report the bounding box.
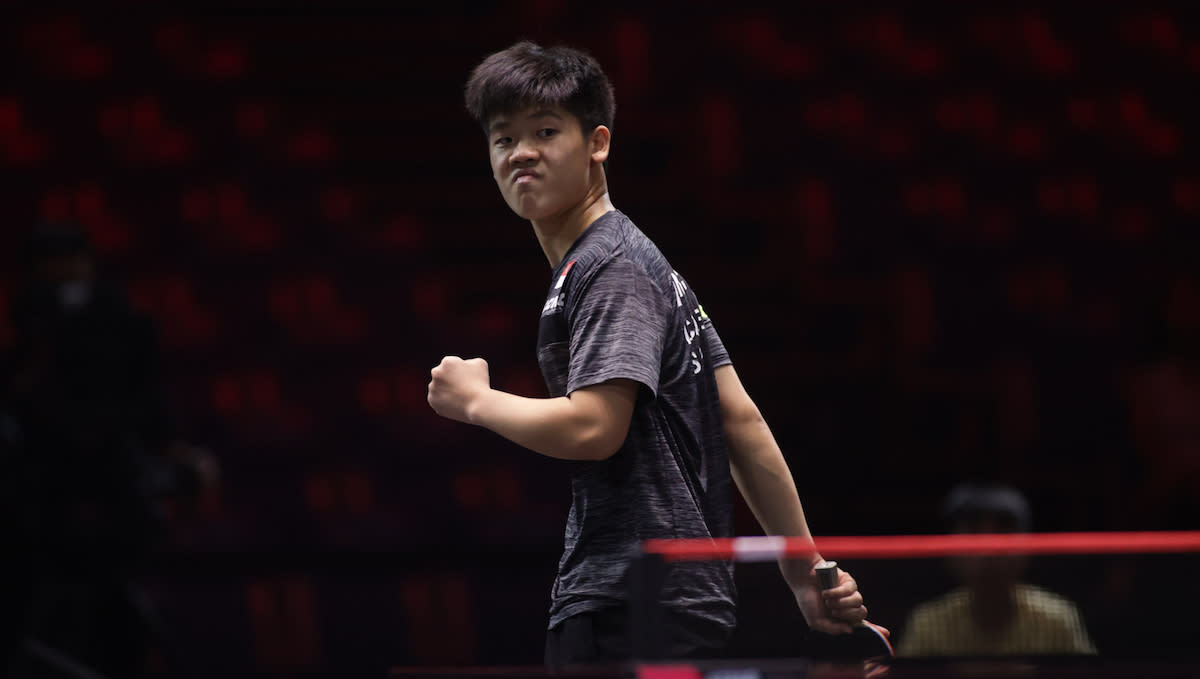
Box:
[536,128,559,138]
[493,136,512,147]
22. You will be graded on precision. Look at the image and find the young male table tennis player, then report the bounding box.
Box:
[428,41,884,665]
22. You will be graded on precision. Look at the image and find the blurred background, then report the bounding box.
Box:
[1,1,1198,677]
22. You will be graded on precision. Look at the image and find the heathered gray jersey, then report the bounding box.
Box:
[536,210,736,636]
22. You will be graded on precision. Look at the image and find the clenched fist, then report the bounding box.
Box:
[427,356,491,424]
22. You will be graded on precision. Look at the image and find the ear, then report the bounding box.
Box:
[589,125,611,165]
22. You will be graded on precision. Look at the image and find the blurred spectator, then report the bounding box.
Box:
[1,223,217,678]
[897,483,1096,657]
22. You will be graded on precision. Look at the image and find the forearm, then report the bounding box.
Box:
[469,388,622,461]
[727,416,823,586]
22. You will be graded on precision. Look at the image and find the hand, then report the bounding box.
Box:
[427,356,491,424]
[793,564,870,635]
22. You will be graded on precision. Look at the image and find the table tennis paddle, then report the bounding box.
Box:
[807,560,894,661]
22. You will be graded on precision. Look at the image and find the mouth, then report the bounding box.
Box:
[513,170,539,184]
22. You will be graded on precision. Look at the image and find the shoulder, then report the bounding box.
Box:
[568,215,669,293]
[1014,584,1096,653]
[1015,584,1086,622]
[906,587,970,624]
[899,588,969,654]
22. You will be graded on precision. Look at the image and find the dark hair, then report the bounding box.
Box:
[464,41,615,134]
[942,483,1032,533]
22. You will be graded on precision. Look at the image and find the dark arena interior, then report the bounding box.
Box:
[1,2,1198,678]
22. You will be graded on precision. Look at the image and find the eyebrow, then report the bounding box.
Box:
[488,109,564,134]
[527,109,564,121]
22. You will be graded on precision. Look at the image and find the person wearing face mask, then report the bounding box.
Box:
[1,222,216,679]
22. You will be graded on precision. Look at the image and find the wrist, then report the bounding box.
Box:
[781,553,824,589]
[465,387,493,426]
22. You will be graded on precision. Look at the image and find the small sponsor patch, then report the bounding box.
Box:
[555,259,577,290]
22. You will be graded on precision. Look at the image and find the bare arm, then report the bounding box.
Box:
[716,365,819,578]
[428,355,637,461]
[716,363,865,632]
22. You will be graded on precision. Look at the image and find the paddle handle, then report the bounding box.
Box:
[815,560,838,589]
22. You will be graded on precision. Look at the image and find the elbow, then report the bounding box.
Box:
[576,433,623,461]
[574,422,627,461]
[580,444,620,461]
[561,384,636,461]
[723,403,766,439]
[723,406,768,463]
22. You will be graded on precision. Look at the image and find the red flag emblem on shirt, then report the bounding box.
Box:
[555,259,577,290]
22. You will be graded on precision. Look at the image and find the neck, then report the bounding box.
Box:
[532,189,615,268]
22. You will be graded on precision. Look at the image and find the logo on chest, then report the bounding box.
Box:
[541,259,577,317]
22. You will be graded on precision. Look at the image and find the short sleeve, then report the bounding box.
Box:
[704,312,731,369]
[565,257,670,397]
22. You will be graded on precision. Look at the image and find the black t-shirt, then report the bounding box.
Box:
[536,210,736,635]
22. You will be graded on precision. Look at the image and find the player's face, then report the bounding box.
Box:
[487,106,605,221]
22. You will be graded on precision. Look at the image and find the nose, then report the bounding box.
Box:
[510,138,539,165]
